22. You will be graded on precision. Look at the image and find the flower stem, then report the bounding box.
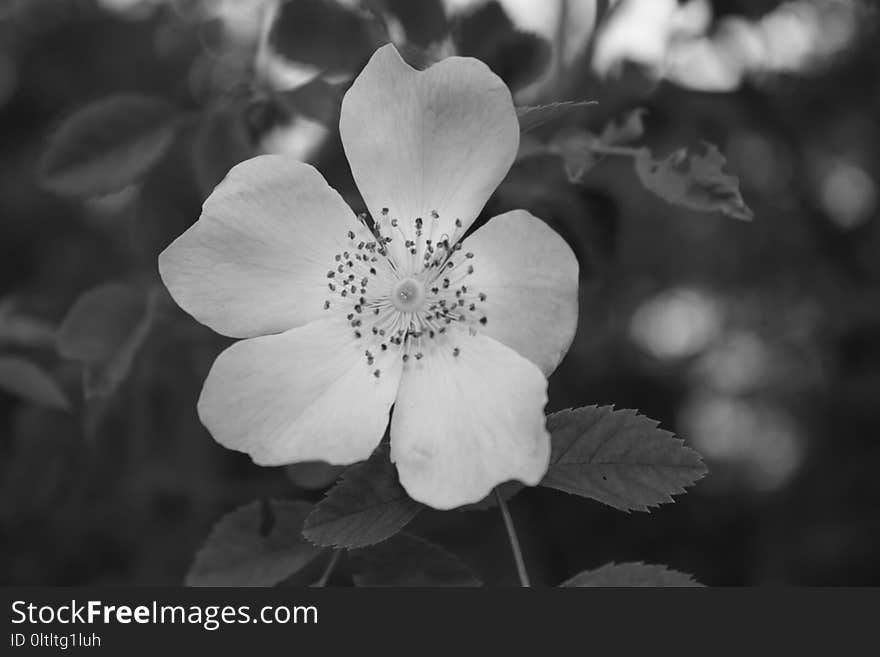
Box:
[314,550,342,587]
[590,144,641,158]
[495,488,531,587]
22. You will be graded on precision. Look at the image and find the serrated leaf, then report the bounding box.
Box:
[0,357,70,411]
[561,562,703,587]
[303,444,423,548]
[186,500,323,587]
[351,533,481,587]
[39,94,179,197]
[634,143,754,221]
[56,284,159,398]
[517,101,595,134]
[541,405,707,512]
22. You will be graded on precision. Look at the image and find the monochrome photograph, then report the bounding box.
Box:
[0,0,878,612]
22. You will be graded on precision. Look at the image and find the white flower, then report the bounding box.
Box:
[159,44,579,510]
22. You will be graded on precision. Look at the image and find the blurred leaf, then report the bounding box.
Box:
[554,130,601,183]
[275,78,347,126]
[549,107,646,182]
[269,0,379,75]
[0,299,56,349]
[455,0,551,91]
[540,406,707,512]
[285,461,345,490]
[186,500,323,587]
[599,107,647,145]
[494,154,618,277]
[56,284,159,398]
[38,94,179,197]
[131,121,202,263]
[517,101,595,134]
[192,103,257,198]
[0,356,70,411]
[1,406,83,522]
[303,444,423,548]
[561,562,703,587]
[634,143,754,221]
[351,533,481,586]
[378,0,448,47]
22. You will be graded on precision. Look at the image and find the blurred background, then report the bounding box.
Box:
[0,0,878,586]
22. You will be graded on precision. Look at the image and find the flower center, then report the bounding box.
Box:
[391,278,425,312]
[322,209,490,376]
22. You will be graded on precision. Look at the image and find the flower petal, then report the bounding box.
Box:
[390,333,550,509]
[198,316,402,466]
[461,210,579,376]
[340,44,519,256]
[159,155,369,338]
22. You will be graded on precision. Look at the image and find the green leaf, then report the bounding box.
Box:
[561,562,703,587]
[517,101,595,134]
[634,143,754,221]
[351,533,481,587]
[56,284,159,398]
[303,444,423,548]
[541,406,707,512]
[0,357,70,411]
[186,500,323,587]
[39,94,179,197]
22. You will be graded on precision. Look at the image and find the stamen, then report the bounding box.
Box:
[323,212,489,372]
